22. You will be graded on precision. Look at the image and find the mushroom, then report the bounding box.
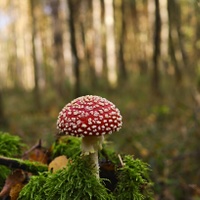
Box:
[56,95,122,177]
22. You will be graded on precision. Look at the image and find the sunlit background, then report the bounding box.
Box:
[0,0,200,199]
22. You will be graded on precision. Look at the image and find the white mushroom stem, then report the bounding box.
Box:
[81,135,104,178]
[88,152,99,178]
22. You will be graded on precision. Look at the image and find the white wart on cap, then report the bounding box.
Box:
[57,95,122,137]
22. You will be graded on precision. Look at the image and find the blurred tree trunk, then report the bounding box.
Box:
[167,0,182,83]
[0,90,7,128]
[80,0,97,88]
[175,1,188,69]
[92,0,103,81]
[29,0,41,109]
[105,0,117,87]
[100,0,108,82]
[152,0,161,96]
[168,31,181,83]
[160,0,169,70]
[8,23,21,89]
[130,0,138,32]
[50,0,66,96]
[37,13,51,89]
[67,0,80,98]
[195,4,200,90]
[50,0,66,98]
[118,0,127,82]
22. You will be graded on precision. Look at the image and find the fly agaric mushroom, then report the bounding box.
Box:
[56,95,122,177]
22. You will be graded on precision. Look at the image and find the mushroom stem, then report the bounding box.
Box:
[81,135,104,178]
[89,152,99,178]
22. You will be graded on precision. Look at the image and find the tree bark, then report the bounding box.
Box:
[50,0,66,98]
[29,0,41,109]
[118,0,127,82]
[152,0,161,96]
[167,0,182,83]
[130,0,139,33]
[174,1,188,69]
[104,0,117,87]
[100,0,108,82]
[67,0,80,98]
[0,90,7,128]
[80,0,97,88]
[195,3,200,90]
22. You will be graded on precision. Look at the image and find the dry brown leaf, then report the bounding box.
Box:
[10,183,25,200]
[29,147,48,164]
[48,155,68,173]
[0,169,27,198]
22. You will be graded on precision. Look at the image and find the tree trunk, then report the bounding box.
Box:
[104,0,117,87]
[50,0,66,98]
[118,0,127,82]
[195,4,200,90]
[130,0,139,33]
[80,0,97,88]
[168,30,182,83]
[174,1,188,69]
[100,0,108,82]
[0,90,7,128]
[167,0,182,83]
[29,0,41,109]
[152,0,161,96]
[67,0,80,98]
[92,0,103,78]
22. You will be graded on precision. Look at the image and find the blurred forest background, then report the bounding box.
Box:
[0,0,200,199]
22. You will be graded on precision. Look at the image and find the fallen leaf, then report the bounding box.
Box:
[29,147,48,164]
[48,155,68,173]
[0,169,27,198]
[10,183,25,200]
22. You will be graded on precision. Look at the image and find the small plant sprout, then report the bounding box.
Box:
[56,95,122,177]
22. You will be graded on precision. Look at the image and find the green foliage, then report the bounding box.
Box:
[18,156,114,200]
[0,166,10,189]
[18,153,154,200]
[0,132,25,190]
[114,155,153,200]
[100,143,120,165]
[151,105,171,121]
[51,136,81,159]
[18,172,49,200]
[14,158,48,174]
[44,156,114,200]
[0,132,25,157]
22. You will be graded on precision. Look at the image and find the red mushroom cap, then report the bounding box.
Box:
[57,95,122,137]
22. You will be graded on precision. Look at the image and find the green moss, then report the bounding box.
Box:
[0,166,10,189]
[43,156,114,200]
[0,132,25,157]
[18,151,154,199]
[17,158,48,174]
[0,156,48,174]
[99,146,120,165]
[18,172,49,200]
[114,155,154,200]
[14,134,154,200]
[18,156,114,200]
[0,132,25,190]
[51,136,81,159]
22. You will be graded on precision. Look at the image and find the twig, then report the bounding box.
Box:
[22,139,42,159]
[118,154,125,167]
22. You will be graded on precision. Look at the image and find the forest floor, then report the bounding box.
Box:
[1,74,200,199]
